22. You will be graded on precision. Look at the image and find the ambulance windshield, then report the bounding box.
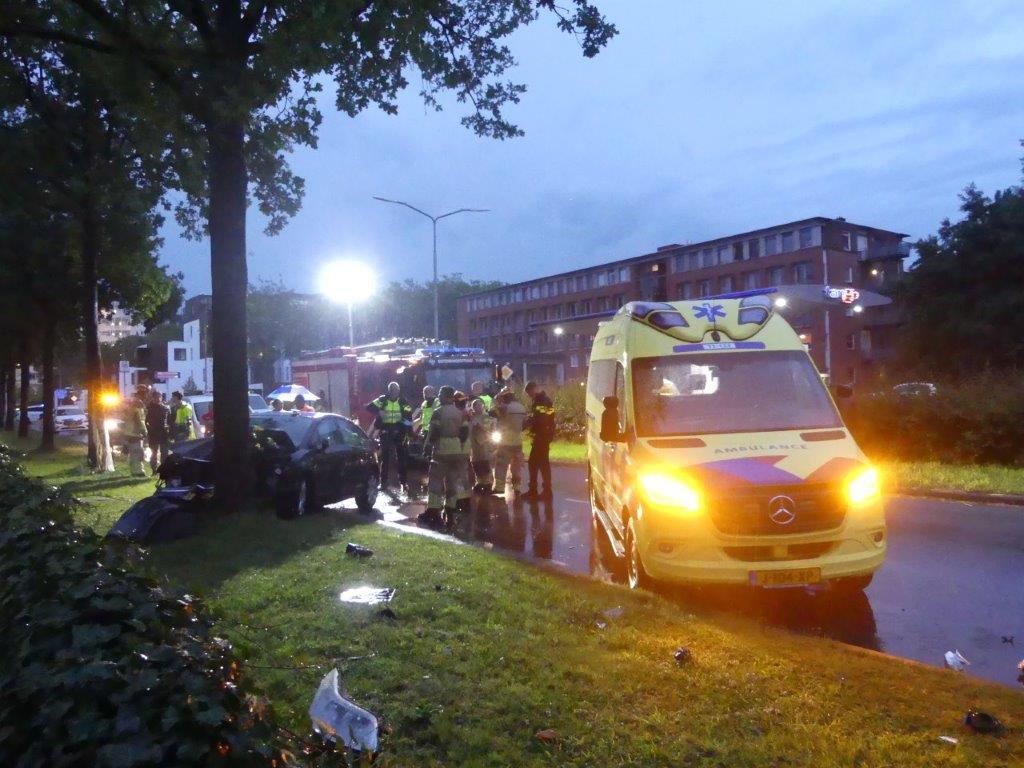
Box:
[632,350,841,436]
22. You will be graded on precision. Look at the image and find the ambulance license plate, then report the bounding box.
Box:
[750,568,821,588]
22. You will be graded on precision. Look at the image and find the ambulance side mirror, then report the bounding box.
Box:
[600,397,624,442]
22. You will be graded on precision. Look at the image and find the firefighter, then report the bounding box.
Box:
[468,396,494,493]
[470,380,493,411]
[122,394,148,477]
[523,380,556,500]
[413,385,439,461]
[419,386,470,525]
[490,388,527,496]
[366,381,413,490]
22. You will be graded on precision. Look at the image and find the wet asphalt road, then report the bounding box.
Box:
[392,464,1024,687]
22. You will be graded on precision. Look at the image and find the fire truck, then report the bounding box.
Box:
[290,339,497,432]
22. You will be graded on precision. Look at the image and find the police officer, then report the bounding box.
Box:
[366,381,413,490]
[168,391,195,442]
[490,388,527,496]
[419,386,470,525]
[523,380,556,500]
[470,380,493,412]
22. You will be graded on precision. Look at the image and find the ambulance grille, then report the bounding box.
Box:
[708,484,846,536]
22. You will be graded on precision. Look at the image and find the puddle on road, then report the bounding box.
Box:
[339,587,395,605]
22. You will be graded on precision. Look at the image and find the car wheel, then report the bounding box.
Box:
[625,515,655,591]
[356,473,379,514]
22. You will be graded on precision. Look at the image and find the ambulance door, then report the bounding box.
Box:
[601,361,630,543]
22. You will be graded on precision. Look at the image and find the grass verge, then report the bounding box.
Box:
[3,432,1023,765]
[543,440,1024,497]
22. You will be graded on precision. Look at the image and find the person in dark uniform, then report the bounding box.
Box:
[522,380,555,500]
[144,390,170,473]
[366,381,413,490]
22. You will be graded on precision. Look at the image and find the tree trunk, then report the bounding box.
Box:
[40,316,56,451]
[206,113,252,508]
[17,338,30,438]
[81,200,102,467]
[2,358,13,430]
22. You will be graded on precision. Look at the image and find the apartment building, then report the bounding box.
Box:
[456,217,909,386]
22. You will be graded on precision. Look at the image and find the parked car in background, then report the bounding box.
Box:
[14,404,45,423]
[54,406,88,431]
[185,392,272,437]
[156,410,379,518]
[892,382,937,397]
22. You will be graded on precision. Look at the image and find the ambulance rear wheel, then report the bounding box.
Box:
[625,516,655,591]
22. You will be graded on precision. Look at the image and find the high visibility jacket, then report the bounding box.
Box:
[477,393,494,411]
[172,402,196,439]
[420,398,439,431]
[368,396,412,428]
[428,403,469,455]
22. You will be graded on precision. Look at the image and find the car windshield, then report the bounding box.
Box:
[631,350,841,436]
[250,413,312,446]
[249,394,270,411]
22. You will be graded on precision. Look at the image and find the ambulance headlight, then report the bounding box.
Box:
[846,466,880,505]
[638,470,701,514]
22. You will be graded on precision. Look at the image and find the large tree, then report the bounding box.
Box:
[902,179,1024,374]
[2,0,616,505]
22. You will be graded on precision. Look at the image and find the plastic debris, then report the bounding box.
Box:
[963,709,1003,735]
[944,649,970,672]
[535,728,559,744]
[603,606,625,620]
[339,587,395,605]
[309,669,379,752]
[346,543,374,558]
[595,621,607,630]
[938,736,958,745]
[674,647,693,665]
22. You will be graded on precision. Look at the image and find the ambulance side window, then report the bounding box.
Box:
[614,363,628,434]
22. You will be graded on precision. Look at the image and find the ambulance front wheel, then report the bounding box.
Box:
[625,516,656,591]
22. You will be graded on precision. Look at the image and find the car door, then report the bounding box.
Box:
[602,361,631,543]
[312,418,345,503]
[337,419,376,497]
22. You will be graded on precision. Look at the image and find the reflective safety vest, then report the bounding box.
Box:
[420,398,439,431]
[373,396,404,425]
[173,402,196,439]
[477,394,493,411]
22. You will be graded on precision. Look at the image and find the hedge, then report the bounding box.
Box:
[0,446,331,767]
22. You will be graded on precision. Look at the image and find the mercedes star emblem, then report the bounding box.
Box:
[768,495,797,525]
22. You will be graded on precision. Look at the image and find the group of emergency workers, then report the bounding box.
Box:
[364,378,556,526]
[118,386,196,477]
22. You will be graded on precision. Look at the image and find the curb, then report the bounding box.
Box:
[550,460,1024,507]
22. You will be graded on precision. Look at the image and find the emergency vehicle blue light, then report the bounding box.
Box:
[706,288,778,300]
[419,347,486,356]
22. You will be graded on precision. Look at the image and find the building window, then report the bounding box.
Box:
[678,282,693,299]
[719,275,734,293]
[672,253,685,272]
[570,354,579,369]
[764,234,779,256]
[781,231,795,252]
[798,226,815,248]
[686,252,700,270]
[744,271,760,290]
[747,239,760,259]
[698,279,712,297]
[846,333,857,350]
[619,267,630,282]
[766,266,784,286]
[841,231,852,251]
[733,243,745,262]
[701,248,715,268]
[173,349,187,362]
[845,266,854,284]
[581,300,592,315]
[718,245,731,264]
[791,312,812,328]
[596,297,607,312]
[597,272,608,288]
[793,261,813,283]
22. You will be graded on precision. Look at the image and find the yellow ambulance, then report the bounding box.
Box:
[586,294,885,591]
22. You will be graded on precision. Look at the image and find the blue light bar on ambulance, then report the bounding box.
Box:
[418,347,487,356]
[706,287,778,300]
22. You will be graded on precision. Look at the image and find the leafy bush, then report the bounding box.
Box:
[0,446,317,766]
[550,383,587,442]
[851,377,1024,465]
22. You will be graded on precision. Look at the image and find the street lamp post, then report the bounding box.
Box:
[373,196,488,341]
[318,260,377,347]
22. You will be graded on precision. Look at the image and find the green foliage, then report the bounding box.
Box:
[851,376,1024,465]
[902,179,1024,374]
[550,383,587,442]
[0,446,316,766]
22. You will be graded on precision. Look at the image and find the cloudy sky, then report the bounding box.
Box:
[162,0,1024,296]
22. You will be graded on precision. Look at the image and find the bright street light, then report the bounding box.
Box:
[774,297,788,308]
[553,326,565,336]
[318,259,377,347]
[373,196,488,340]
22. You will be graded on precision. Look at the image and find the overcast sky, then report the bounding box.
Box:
[162,0,1024,297]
